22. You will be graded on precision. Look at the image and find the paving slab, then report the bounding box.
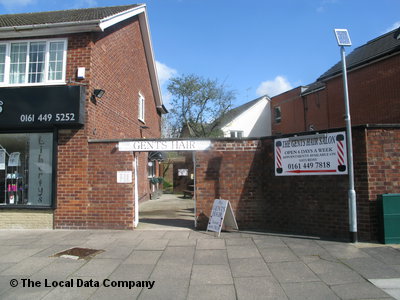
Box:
[191,264,233,285]
[318,241,371,259]
[306,259,365,285]
[281,281,340,300]
[330,282,393,299]
[89,285,142,300]
[168,238,197,247]
[150,263,192,280]
[253,237,287,248]
[138,278,189,300]
[369,278,400,300]
[194,249,229,265]
[188,284,236,300]
[108,264,154,280]
[268,261,320,283]
[227,245,261,259]
[72,258,122,278]
[135,239,169,250]
[123,250,162,265]
[156,246,195,265]
[30,259,86,281]
[0,257,53,276]
[341,257,400,279]
[362,247,400,265]
[229,257,273,278]
[259,246,298,262]
[196,238,226,250]
[234,277,287,300]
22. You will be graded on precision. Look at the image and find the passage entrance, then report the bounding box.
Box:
[118,139,211,229]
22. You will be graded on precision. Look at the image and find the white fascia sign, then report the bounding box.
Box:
[118,140,211,152]
[275,131,348,176]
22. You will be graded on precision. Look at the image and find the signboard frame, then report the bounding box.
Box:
[206,199,238,236]
[275,131,348,176]
[0,86,85,129]
[118,140,211,152]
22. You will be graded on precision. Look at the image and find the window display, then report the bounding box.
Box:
[0,132,53,207]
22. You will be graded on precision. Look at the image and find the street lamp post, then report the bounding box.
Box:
[334,29,357,243]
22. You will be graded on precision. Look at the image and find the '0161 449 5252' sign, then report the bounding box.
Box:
[274,131,348,176]
[0,86,85,129]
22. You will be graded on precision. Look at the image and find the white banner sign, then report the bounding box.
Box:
[275,131,348,176]
[118,140,211,152]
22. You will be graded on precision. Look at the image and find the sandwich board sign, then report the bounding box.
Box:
[206,199,238,236]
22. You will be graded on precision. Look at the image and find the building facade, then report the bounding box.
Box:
[271,28,400,135]
[217,95,271,138]
[0,5,165,229]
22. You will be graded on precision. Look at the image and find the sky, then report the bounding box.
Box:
[0,0,399,109]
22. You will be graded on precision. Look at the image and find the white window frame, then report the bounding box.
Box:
[0,38,67,87]
[138,92,145,123]
[274,106,282,124]
[230,130,244,138]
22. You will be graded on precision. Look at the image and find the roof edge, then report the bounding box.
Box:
[0,4,146,38]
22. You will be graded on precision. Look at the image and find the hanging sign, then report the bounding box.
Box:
[0,150,5,170]
[8,152,21,167]
[275,131,348,176]
[118,140,211,152]
[207,199,239,236]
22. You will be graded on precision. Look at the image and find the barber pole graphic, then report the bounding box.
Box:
[275,141,283,174]
[336,134,347,172]
[274,131,348,176]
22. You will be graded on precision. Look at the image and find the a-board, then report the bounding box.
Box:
[206,199,238,236]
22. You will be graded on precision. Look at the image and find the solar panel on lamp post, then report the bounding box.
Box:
[334,28,357,243]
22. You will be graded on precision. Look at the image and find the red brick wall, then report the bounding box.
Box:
[325,55,400,128]
[55,129,89,229]
[195,127,400,241]
[272,54,400,134]
[271,87,305,135]
[55,17,161,229]
[87,142,135,229]
[303,88,329,131]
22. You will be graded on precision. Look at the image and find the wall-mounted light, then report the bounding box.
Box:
[91,89,105,104]
[93,89,105,98]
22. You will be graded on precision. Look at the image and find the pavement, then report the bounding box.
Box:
[0,195,399,299]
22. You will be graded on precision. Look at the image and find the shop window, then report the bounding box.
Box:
[0,132,53,207]
[138,93,145,122]
[274,106,282,124]
[230,130,243,138]
[0,39,67,86]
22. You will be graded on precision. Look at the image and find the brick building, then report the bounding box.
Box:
[0,5,166,229]
[272,28,400,135]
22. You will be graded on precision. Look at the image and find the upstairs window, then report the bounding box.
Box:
[230,130,243,138]
[274,106,282,124]
[0,39,67,86]
[138,93,145,123]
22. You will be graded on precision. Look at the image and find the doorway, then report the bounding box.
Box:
[136,151,196,230]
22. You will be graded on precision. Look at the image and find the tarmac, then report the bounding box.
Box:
[0,194,399,300]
